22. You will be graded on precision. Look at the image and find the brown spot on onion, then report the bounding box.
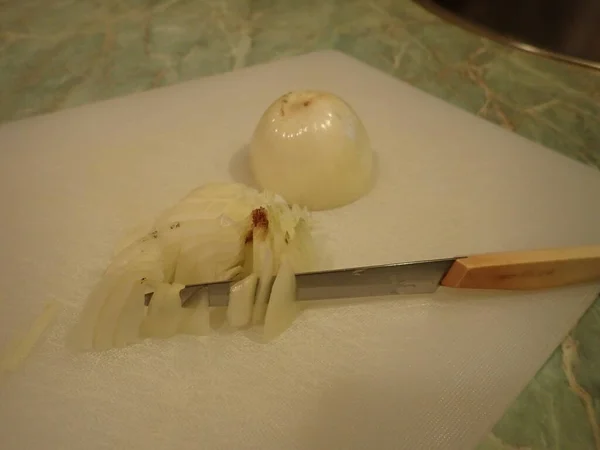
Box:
[251,207,269,231]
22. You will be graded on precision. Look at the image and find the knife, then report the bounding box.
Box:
[147,245,600,307]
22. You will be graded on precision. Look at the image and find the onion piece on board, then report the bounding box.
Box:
[112,280,147,348]
[67,273,120,351]
[251,240,275,325]
[93,275,147,350]
[264,260,298,342]
[69,182,319,351]
[250,90,374,211]
[178,288,211,336]
[227,274,258,328]
[139,283,185,339]
[105,238,162,277]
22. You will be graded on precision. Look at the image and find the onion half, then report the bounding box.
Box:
[250,90,374,211]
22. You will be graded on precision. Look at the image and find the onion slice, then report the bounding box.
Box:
[178,288,210,336]
[251,240,275,325]
[263,260,298,341]
[227,274,258,328]
[68,274,120,351]
[94,275,148,350]
[139,283,185,339]
[112,281,147,348]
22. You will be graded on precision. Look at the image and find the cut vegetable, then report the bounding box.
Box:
[68,273,120,351]
[173,226,244,285]
[159,218,244,284]
[250,90,374,210]
[1,301,61,376]
[251,240,275,325]
[242,242,254,276]
[112,280,147,348]
[264,260,298,341]
[105,237,163,278]
[69,182,319,351]
[227,274,258,328]
[93,274,149,351]
[178,288,210,336]
[209,307,228,330]
[139,283,185,339]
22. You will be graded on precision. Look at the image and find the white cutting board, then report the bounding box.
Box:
[1,51,599,450]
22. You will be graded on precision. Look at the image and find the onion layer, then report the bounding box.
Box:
[263,260,298,342]
[227,274,258,328]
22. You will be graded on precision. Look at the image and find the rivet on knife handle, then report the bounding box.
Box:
[440,245,600,291]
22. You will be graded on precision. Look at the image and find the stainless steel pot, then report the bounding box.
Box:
[415,0,600,70]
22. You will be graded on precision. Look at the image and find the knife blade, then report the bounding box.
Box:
[144,244,600,307]
[179,257,456,307]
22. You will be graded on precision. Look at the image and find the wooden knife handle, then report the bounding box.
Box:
[440,245,600,290]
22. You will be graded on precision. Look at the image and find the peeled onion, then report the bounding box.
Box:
[249,90,374,211]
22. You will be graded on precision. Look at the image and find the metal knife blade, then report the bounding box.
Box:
[143,244,600,307]
[177,257,456,307]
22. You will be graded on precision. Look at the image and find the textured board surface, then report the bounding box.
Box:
[1,51,599,450]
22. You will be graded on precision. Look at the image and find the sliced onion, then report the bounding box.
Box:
[155,182,262,229]
[178,288,210,336]
[173,227,244,285]
[227,274,258,328]
[1,301,61,372]
[241,242,254,277]
[206,307,225,330]
[105,238,163,278]
[113,223,155,255]
[70,182,319,351]
[158,219,243,283]
[251,240,275,325]
[112,280,146,348]
[261,202,316,272]
[282,218,319,273]
[67,273,120,351]
[139,283,185,339]
[252,228,265,275]
[93,274,149,350]
[264,260,298,341]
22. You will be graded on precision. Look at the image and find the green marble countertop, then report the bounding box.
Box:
[2,0,599,448]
